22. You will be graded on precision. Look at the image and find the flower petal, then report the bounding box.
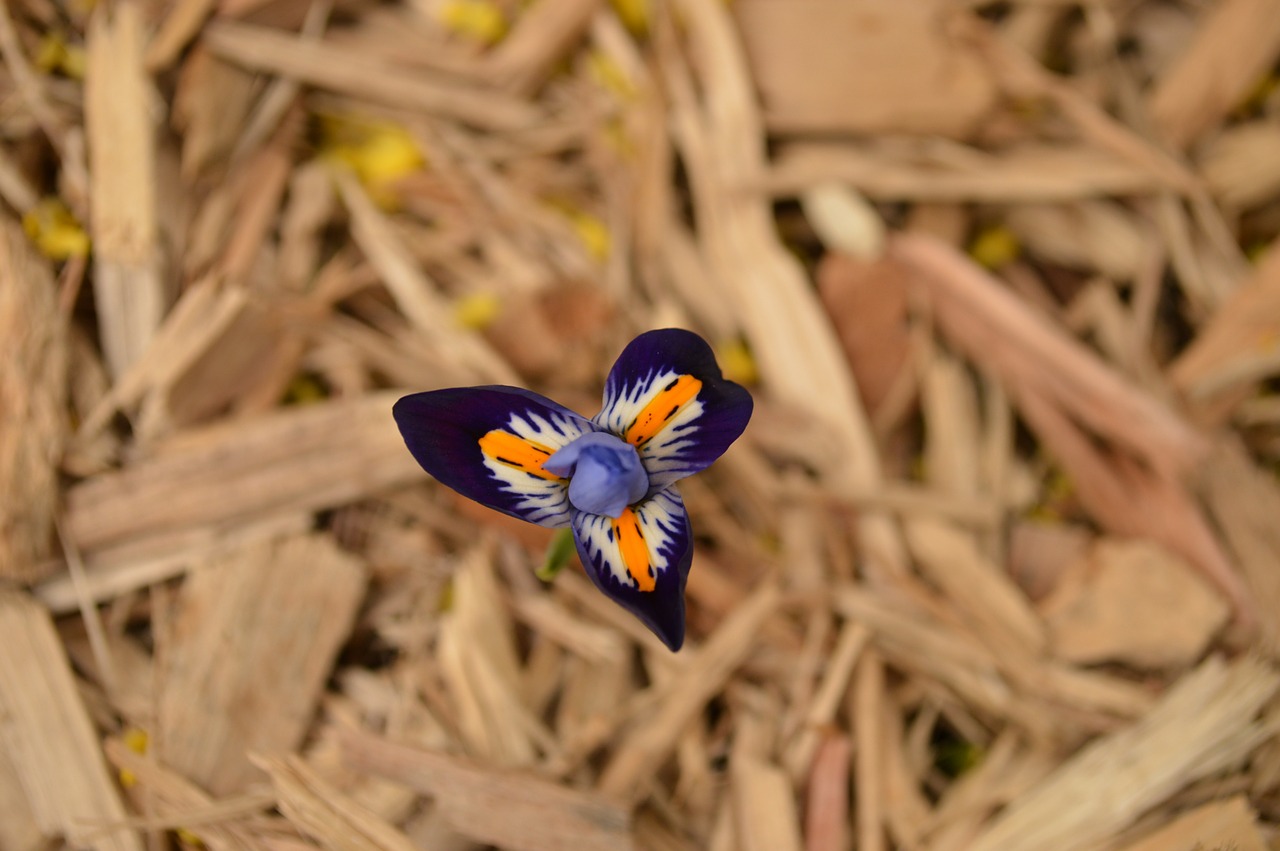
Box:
[393,386,598,528]
[593,329,753,492]
[569,488,693,650]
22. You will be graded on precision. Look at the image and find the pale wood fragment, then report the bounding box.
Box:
[0,714,48,850]
[783,620,869,778]
[103,738,276,848]
[1200,121,1280,209]
[256,754,418,851]
[334,170,517,385]
[735,0,995,137]
[966,656,1280,851]
[173,47,260,178]
[204,20,541,130]
[66,392,422,554]
[0,591,142,851]
[1113,795,1268,851]
[1199,440,1280,654]
[1040,538,1229,668]
[816,254,913,421]
[146,0,218,71]
[37,511,308,614]
[85,1,164,378]
[803,733,850,851]
[0,215,67,580]
[766,142,1181,202]
[731,757,803,851]
[905,518,1048,657]
[1170,234,1280,414]
[1147,0,1280,148]
[436,548,542,765]
[1005,201,1148,282]
[1014,385,1250,626]
[599,581,781,801]
[156,534,366,795]
[666,0,906,576]
[1007,521,1093,601]
[339,727,635,851]
[484,0,600,93]
[852,651,886,851]
[891,232,1205,479]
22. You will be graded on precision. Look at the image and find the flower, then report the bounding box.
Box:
[393,329,753,650]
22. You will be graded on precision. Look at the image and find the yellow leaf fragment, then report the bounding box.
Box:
[969,225,1020,270]
[440,0,508,45]
[610,0,648,35]
[717,338,759,386]
[36,32,87,79]
[22,197,90,260]
[319,116,425,208]
[118,727,149,788]
[587,50,635,100]
[454,292,503,330]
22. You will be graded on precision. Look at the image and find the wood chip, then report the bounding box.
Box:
[156,534,366,795]
[816,253,913,420]
[0,215,67,580]
[0,590,142,851]
[731,756,803,851]
[1113,795,1268,851]
[1040,538,1229,669]
[66,392,421,554]
[735,0,995,137]
[204,20,542,131]
[256,754,419,851]
[1147,0,1280,148]
[967,656,1280,851]
[0,744,44,851]
[599,581,781,800]
[1199,440,1280,654]
[905,518,1048,657]
[765,142,1183,202]
[338,727,634,851]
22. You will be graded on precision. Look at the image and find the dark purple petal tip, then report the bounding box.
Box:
[593,329,753,492]
[393,386,598,528]
[569,488,693,650]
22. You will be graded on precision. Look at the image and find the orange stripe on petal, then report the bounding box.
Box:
[612,507,655,592]
[625,374,702,447]
[478,430,563,480]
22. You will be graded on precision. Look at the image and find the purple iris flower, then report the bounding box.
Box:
[392,329,753,650]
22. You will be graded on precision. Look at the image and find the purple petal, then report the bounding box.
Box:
[594,329,753,492]
[393,386,598,528]
[570,488,692,650]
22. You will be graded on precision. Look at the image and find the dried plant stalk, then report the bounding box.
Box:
[0,216,67,579]
[85,1,163,378]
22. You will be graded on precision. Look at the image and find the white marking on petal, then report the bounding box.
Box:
[481,410,592,526]
[595,369,705,480]
[574,490,687,591]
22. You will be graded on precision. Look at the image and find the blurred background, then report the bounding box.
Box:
[3,0,1280,849]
